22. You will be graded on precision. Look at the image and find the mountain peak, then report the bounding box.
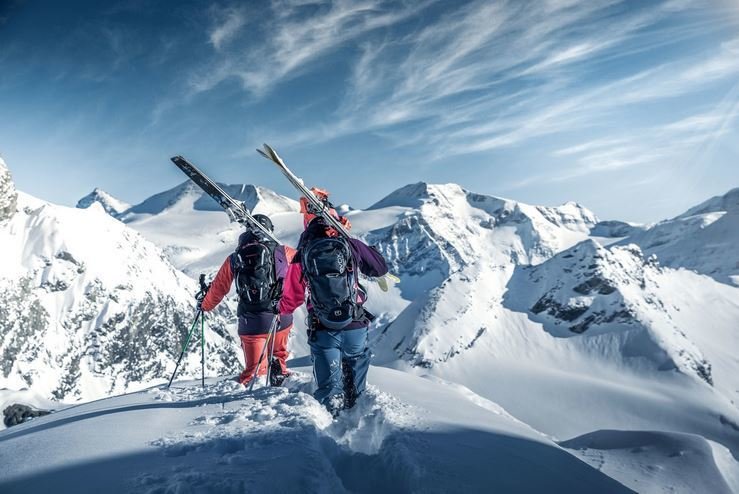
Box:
[369,182,467,209]
[123,181,299,217]
[76,188,131,217]
[0,156,18,222]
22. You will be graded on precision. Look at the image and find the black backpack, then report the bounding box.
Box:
[301,236,360,330]
[232,234,281,313]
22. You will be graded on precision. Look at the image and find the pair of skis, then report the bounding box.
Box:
[255,144,400,291]
[170,146,399,290]
[171,156,279,244]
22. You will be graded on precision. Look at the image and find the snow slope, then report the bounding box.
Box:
[0,368,631,494]
[623,187,739,286]
[0,191,241,402]
[562,429,739,494]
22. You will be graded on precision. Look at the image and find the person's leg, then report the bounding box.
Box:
[269,326,292,386]
[309,330,344,414]
[270,326,291,374]
[239,334,269,385]
[340,326,370,409]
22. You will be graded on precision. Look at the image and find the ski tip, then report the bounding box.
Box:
[256,148,269,160]
[262,143,280,161]
[170,155,183,163]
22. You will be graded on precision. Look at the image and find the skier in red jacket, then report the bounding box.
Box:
[200,214,296,386]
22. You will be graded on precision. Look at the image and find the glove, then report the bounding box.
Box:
[195,290,207,311]
[339,216,352,231]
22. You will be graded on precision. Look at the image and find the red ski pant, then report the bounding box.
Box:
[238,326,291,385]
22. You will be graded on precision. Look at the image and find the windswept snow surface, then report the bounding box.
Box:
[562,429,739,494]
[0,368,630,494]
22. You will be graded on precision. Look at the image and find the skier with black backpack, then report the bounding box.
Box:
[279,210,388,416]
[200,214,295,387]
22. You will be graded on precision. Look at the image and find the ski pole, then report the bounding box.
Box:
[167,310,202,389]
[248,316,279,392]
[197,274,210,389]
[200,310,205,388]
[266,320,278,387]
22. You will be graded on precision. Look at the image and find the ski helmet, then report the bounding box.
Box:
[253,214,274,232]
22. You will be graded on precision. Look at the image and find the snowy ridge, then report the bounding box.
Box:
[506,240,712,384]
[678,187,739,218]
[365,182,598,298]
[562,429,739,494]
[0,192,240,402]
[0,369,631,493]
[121,180,299,217]
[76,188,131,217]
[590,220,645,239]
[623,187,739,286]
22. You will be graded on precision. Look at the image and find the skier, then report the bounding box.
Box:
[280,205,388,416]
[199,214,295,387]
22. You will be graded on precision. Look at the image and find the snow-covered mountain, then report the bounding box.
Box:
[361,182,598,300]
[506,240,716,383]
[0,166,241,403]
[4,162,739,492]
[121,181,298,217]
[76,188,131,217]
[118,181,300,277]
[622,187,739,286]
[358,183,739,453]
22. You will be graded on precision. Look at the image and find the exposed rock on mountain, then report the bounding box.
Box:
[0,157,17,222]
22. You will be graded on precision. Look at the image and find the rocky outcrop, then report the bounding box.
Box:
[0,157,17,222]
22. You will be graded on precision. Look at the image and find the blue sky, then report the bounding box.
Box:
[1,0,738,222]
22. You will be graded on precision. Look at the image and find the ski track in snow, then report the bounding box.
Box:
[135,374,421,494]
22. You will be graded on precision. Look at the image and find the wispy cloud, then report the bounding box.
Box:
[190,0,433,96]
[158,0,739,187]
[538,81,739,185]
[208,6,247,50]
[249,0,733,154]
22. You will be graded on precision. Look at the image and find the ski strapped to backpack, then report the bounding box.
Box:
[256,144,400,292]
[170,156,279,243]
